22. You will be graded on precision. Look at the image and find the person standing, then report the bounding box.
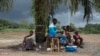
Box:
[48,18,58,38]
[46,18,58,48]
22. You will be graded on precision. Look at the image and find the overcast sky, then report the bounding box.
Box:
[0,0,100,27]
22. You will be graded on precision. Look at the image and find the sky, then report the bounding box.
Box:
[0,0,100,27]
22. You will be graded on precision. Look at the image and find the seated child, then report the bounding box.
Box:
[58,31,68,47]
[73,31,83,48]
[22,30,36,50]
[65,30,72,43]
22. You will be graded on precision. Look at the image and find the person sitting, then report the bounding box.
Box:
[58,31,68,47]
[73,31,83,48]
[65,30,72,43]
[22,30,36,50]
[62,25,72,43]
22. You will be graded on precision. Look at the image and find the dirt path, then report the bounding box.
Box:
[0,32,100,56]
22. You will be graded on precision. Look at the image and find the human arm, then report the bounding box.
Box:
[23,34,32,43]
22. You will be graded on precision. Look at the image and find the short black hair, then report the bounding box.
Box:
[30,30,33,33]
[75,31,78,34]
[57,31,63,34]
[52,18,57,22]
[66,25,70,31]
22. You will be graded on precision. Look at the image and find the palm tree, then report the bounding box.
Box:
[0,0,13,12]
[32,0,62,44]
[32,0,100,45]
[32,0,50,44]
[92,0,100,12]
[49,0,61,19]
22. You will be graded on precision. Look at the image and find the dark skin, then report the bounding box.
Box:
[53,19,57,25]
[22,31,37,50]
[73,32,83,48]
[65,31,71,43]
[23,31,33,42]
[46,19,57,48]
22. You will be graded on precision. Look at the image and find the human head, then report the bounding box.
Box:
[66,25,70,31]
[29,30,33,35]
[75,31,78,35]
[62,26,66,31]
[52,18,57,25]
[60,31,64,35]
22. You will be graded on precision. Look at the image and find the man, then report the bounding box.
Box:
[22,30,36,50]
[46,18,58,48]
[48,18,57,38]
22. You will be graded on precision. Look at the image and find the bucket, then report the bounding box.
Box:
[65,46,77,52]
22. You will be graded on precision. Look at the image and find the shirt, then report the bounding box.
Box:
[73,34,80,38]
[59,35,67,45]
[48,23,57,37]
[26,34,36,45]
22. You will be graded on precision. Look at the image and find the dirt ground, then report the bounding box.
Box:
[0,32,100,56]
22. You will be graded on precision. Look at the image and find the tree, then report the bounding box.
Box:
[70,23,76,31]
[0,0,13,12]
[32,0,62,44]
[32,0,50,44]
[32,0,100,45]
[0,0,13,29]
[19,19,29,28]
[49,0,61,19]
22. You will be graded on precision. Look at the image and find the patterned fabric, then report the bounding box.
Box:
[59,35,67,45]
[23,38,34,50]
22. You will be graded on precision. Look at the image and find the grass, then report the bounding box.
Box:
[0,28,31,32]
[0,28,32,40]
[0,36,14,40]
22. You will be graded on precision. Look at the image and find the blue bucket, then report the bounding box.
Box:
[65,46,77,52]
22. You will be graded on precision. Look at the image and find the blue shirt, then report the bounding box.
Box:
[59,35,67,45]
[48,23,57,37]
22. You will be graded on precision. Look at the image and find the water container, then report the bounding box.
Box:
[65,46,77,52]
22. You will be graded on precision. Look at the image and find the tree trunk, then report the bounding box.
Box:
[33,0,50,45]
[35,24,46,44]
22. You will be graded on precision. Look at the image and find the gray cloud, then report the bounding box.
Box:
[0,0,33,23]
[0,0,100,27]
[54,7,100,27]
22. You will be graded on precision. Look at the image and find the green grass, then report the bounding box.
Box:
[0,36,14,40]
[1,28,31,32]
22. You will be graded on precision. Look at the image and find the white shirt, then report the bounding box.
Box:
[26,34,36,45]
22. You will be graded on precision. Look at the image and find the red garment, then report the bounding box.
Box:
[73,34,80,38]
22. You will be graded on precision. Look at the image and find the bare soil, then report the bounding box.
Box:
[0,32,100,56]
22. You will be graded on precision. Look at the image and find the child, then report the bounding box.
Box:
[65,25,72,43]
[58,31,68,47]
[65,30,72,43]
[73,31,83,48]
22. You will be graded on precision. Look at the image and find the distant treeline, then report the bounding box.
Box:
[70,23,100,34]
[0,19,34,30]
[0,19,100,34]
[78,24,100,34]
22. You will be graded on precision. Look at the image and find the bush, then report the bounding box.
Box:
[79,24,100,34]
